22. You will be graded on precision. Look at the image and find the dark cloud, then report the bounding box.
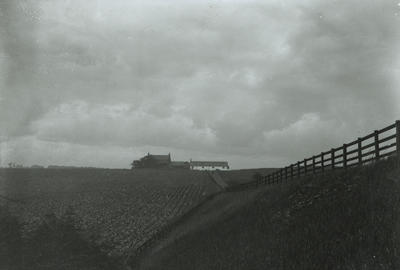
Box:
[0,1,43,136]
[1,0,399,168]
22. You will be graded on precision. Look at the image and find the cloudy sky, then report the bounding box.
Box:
[0,0,399,169]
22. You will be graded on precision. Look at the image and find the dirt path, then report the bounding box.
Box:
[207,170,229,190]
[132,186,270,270]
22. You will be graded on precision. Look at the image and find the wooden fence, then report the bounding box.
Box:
[228,120,400,191]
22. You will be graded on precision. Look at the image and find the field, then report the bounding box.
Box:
[0,168,220,257]
[3,160,398,270]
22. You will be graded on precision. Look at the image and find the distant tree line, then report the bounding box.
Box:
[3,164,100,169]
[7,162,24,168]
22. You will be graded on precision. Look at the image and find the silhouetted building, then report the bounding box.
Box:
[132,153,172,168]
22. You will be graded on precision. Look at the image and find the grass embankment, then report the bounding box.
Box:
[139,159,400,270]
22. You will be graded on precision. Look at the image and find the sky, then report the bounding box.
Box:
[0,0,399,169]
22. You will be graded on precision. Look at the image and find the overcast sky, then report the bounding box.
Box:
[0,0,399,169]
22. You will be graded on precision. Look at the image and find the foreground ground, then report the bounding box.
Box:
[0,168,220,260]
[136,159,400,270]
[1,160,399,269]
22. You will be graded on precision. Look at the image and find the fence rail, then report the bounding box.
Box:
[227,120,400,191]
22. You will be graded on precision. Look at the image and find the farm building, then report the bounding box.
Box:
[131,153,229,170]
[170,161,191,169]
[189,160,229,170]
[132,153,172,168]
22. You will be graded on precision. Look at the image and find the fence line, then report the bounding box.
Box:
[227,120,400,191]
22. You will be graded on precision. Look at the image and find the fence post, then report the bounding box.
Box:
[397,120,400,165]
[297,161,301,178]
[358,137,362,166]
[290,164,294,179]
[331,148,335,170]
[304,159,307,175]
[343,144,347,169]
[321,152,325,172]
[284,166,288,182]
[313,156,315,174]
[374,130,380,161]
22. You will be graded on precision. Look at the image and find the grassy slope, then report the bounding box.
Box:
[139,160,400,270]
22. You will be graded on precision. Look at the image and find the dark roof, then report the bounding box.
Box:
[190,161,229,167]
[150,155,170,162]
[139,154,171,165]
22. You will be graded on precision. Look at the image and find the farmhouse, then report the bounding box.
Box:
[132,153,172,168]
